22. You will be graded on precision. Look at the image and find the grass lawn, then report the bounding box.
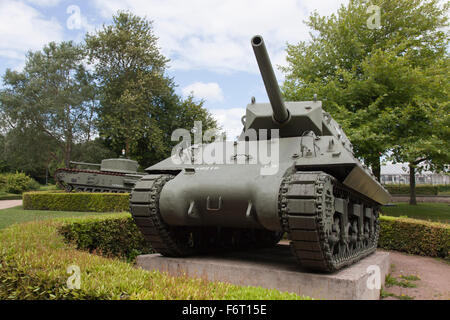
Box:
[0,213,308,300]
[38,184,58,191]
[0,206,113,230]
[381,202,450,224]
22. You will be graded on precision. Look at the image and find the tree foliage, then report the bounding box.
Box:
[0,11,218,179]
[86,11,217,166]
[0,41,98,168]
[281,0,449,184]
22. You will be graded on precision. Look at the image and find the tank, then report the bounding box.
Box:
[55,158,145,193]
[130,35,391,272]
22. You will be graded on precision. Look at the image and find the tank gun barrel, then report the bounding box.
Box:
[251,35,289,124]
[69,161,101,167]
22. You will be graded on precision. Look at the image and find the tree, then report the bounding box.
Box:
[281,0,449,202]
[2,126,59,182]
[86,11,217,165]
[0,41,98,169]
[0,133,8,173]
[387,98,449,204]
[72,138,116,165]
[85,12,170,158]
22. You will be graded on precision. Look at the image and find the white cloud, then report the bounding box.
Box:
[182,82,224,103]
[209,108,246,140]
[0,0,63,67]
[92,0,348,74]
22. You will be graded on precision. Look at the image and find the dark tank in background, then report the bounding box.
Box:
[55,158,145,193]
[130,35,390,272]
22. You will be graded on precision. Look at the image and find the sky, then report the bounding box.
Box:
[0,0,351,139]
[0,0,423,174]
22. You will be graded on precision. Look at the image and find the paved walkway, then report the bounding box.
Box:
[280,241,449,300]
[379,250,450,300]
[0,200,22,210]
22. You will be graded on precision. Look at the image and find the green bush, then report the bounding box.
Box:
[384,184,439,195]
[384,184,450,195]
[23,192,129,212]
[378,215,449,259]
[0,216,308,300]
[59,212,449,262]
[0,172,39,194]
[59,215,151,261]
[437,184,450,193]
[57,211,450,262]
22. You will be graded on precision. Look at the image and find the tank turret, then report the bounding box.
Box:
[100,158,139,174]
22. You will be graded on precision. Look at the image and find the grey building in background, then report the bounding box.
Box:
[380,162,449,185]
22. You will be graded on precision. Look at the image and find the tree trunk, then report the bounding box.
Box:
[372,156,381,182]
[64,142,72,168]
[64,133,73,168]
[409,163,417,205]
[125,138,130,157]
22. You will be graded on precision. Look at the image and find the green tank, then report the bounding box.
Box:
[130,35,391,272]
[55,158,145,193]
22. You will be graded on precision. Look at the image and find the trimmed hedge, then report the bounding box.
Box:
[23,192,129,212]
[58,213,449,262]
[18,192,450,261]
[384,184,439,195]
[0,215,307,300]
[59,215,151,262]
[438,184,450,193]
[384,184,450,196]
[378,215,449,259]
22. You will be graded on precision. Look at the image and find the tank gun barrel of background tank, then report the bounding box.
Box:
[69,161,101,167]
[251,35,290,124]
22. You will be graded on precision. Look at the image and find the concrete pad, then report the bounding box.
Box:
[136,244,390,300]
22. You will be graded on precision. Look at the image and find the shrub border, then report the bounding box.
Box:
[378,215,449,259]
[23,192,129,212]
[20,193,450,260]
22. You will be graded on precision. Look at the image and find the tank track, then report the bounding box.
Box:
[279,171,380,272]
[54,168,130,193]
[130,174,198,256]
[130,174,283,256]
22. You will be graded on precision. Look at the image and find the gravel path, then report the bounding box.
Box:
[379,250,450,300]
[0,200,22,210]
[280,240,449,300]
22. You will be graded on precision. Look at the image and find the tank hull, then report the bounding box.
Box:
[55,168,144,193]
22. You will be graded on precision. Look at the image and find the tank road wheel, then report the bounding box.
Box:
[130,174,203,257]
[279,171,380,272]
